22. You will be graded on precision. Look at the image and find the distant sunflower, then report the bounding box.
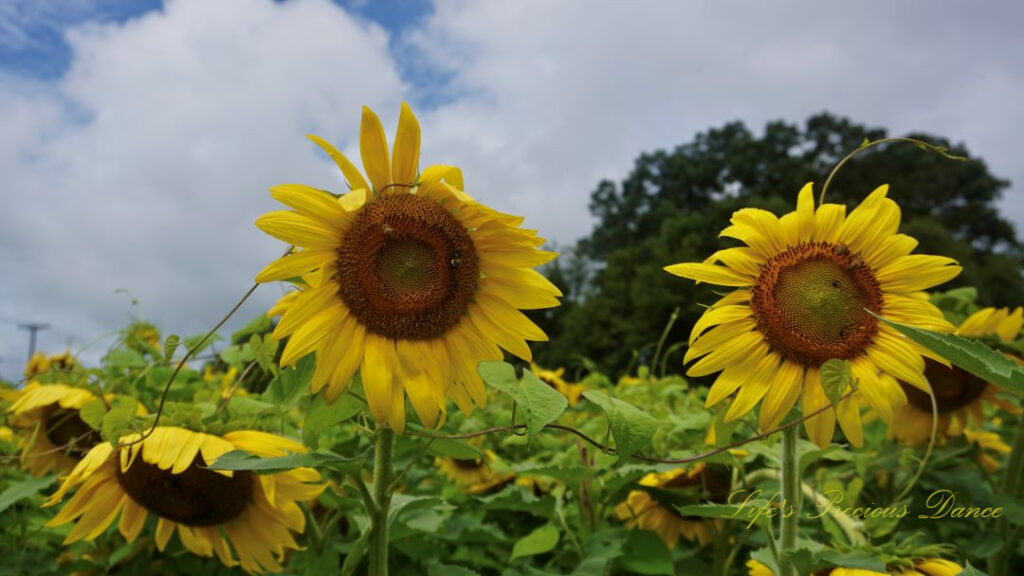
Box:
[614,463,731,548]
[7,383,104,477]
[45,427,324,574]
[746,557,962,576]
[531,364,585,406]
[666,184,960,448]
[435,449,513,494]
[964,428,1012,473]
[255,103,561,432]
[24,353,51,379]
[890,306,1023,445]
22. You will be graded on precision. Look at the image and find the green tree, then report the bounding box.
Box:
[533,113,1023,376]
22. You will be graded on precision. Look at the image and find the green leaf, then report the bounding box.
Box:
[582,390,658,460]
[208,449,362,474]
[425,438,483,460]
[303,393,364,450]
[105,347,146,369]
[817,550,887,572]
[387,494,450,529]
[510,523,559,561]
[266,353,313,405]
[958,562,989,576]
[478,362,567,444]
[163,334,180,360]
[616,530,673,575]
[101,395,139,443]
[183,333,221,356]
[79,398,108,430]
[227,396,277,417]
[427,561,481,576]
[0,475,55,514]
[250,334,271,374]
[231,314,272,343]
[873,314,1024,396]
[820,359,852,406]
[340,529,370,576]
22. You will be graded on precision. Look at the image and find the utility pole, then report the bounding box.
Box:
[18,323,50,361]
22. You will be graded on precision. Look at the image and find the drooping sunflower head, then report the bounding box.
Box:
[255,103,561,433]
[45,426,325,574]
[890,306,1023,445]
[614,463,731,548]
[24,352,51,379]
[667,183,961,448]
[6,383,104,477]
[434,449,513,494]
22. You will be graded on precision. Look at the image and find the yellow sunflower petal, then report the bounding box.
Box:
[362,334,396,429]
[391,102,421,186]
[875,255,961,292]
[663,263,754,287]
[306,134,369,192]
[360,106,392,192]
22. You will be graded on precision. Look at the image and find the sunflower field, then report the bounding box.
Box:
[1,104,1022,576]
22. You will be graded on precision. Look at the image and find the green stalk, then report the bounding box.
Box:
[369,427,396,576]
[778,426,801,576]
[989,415,1024,576]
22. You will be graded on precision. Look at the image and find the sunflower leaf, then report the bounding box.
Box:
[510,523,559,561]
[208,449,363,474]
[101,395,139,444]
[820,359,852,406]
[478,362,567,444]
[0,475,55,514]
[303,393,364,450]
[162,334,180,360]
[79,399,108,430]
[871,314,1024,397]
[582,390,658,461]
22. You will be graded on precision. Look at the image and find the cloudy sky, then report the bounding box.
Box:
[1,0,1022,379]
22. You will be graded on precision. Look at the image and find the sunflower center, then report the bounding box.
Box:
[750,242,882,366]
[452,458,485,471]
[116,455,253,527]
[335,193,479,340]
[45,408,100,458]
[902,358,989,412]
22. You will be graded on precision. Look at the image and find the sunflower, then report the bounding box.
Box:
[24,352,51,379]
[889,306,1023,445]
[964,428,1012,473]
[614,463,731,548]
[434,449,513,494]
[268,290,300,317]
[531,364,586,406]
[666,184,961,448]
[745,557,962,576]
[255,103,561,432]
[44,426,324,574]
[7,383,105,477]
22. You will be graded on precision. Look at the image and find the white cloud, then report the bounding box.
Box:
[1,0,405,377]
[2,0,1022,378]
[406,0,1024,243]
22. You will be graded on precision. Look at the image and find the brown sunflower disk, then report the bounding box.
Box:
[45,407,101,458]
[116,456,254,527]
[902,359,989,413]
[335,193,479,341]
[750,242,883,366]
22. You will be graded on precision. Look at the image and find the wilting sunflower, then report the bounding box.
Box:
[531,364,586,406]
[45,426,324,574]
[746,557,962,576]
[614,463,731,548]
[890,306,1023,445]
[435,449,513,494]
[666,184,961,448]
[7,383,105,477]
[255,103,560,432]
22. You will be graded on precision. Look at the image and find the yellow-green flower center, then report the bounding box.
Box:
[751,242,882,366]
[116,454,253,527]
[335,193,479,340]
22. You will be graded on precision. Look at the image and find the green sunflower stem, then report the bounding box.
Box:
[988,414,1024,576]
[369,427,396,576]
[777,425,801,576]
